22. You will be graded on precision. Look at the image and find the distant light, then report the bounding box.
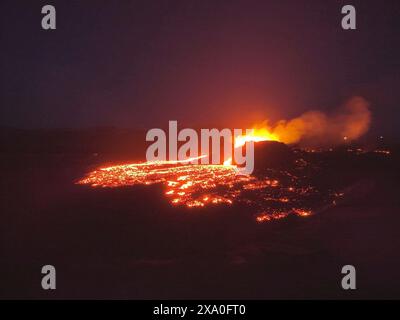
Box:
[343,136,348,141]
[379,136,384,139]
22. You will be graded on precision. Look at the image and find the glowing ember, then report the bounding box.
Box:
[256,212,289,222]
[373,149,391,155]
[292,208,312,217]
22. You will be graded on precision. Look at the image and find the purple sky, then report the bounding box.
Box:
[1,0,399,137]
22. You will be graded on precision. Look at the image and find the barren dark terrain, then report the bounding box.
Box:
[1,128,400,299]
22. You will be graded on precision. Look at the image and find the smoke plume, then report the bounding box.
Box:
[261,96,371,146]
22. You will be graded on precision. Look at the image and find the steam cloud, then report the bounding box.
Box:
[262,96,371,146]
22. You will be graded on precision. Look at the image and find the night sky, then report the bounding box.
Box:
[1,0,399,136]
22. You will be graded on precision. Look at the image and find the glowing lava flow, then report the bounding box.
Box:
[76,129,339,222]
[75,123,381,222]
[77,160,246,208]
[77,155,326,222]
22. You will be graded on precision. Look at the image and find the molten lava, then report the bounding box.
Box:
[77,128,370,222]
[78,160,247,208]
[76,153,329,222]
